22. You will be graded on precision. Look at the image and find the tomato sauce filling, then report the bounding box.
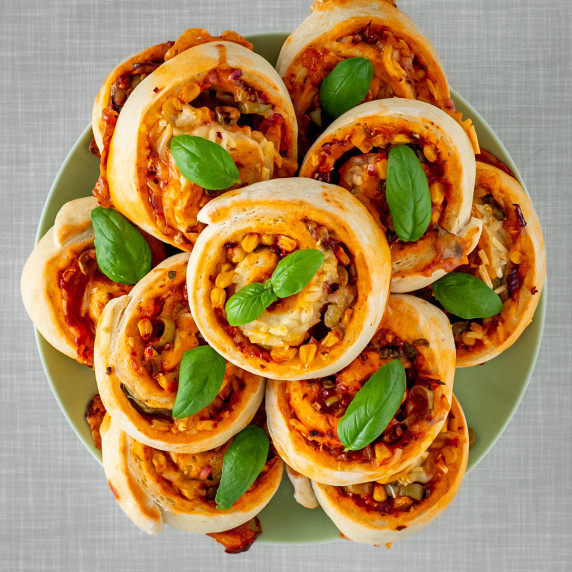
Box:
[59,249,131,367]
[287,329,445,462]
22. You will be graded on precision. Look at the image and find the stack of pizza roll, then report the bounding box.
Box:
[21,0,545,552]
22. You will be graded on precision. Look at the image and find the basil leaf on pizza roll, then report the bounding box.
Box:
[100,412,283,537]
[105,40,298,250]
[312,394,468,545]
[300,99,483,293]
[441,161,545,367]
[186,178,392,380]
[94,253,265,453]
[265,294,455,486]
[21,197,165,367]
[276,0,453,154]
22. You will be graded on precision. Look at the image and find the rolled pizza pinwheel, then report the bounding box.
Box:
[300,99,482,293]
[92,28,253,154]
[21,197,165,367]
[186,178,392,380]
[447,160,546,367]
[94,253,265,453]
[312,394,468,545]
[265,294,455,485]
[100,413,283,536]
[106,40,298,249]
[276,0,453,154]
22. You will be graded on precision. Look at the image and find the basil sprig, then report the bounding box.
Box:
[386,145,432,242]
[172,346,226,419]
[170,134,240,191]
[215,425,269,510]
[225,248,325,326]
[432,272,504,319]
[337,360,406,451]
[320,57,374,119]
[91,207,152,285]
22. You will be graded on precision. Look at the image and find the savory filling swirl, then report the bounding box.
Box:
[210,221,357,368]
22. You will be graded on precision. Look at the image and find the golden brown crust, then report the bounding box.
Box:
[300,99,480,293]
[186,178,392,380]
[106,41,298,250]
[454,162,546,366]
[277,0,451,154]
[266,294,455,485]
[100,414,283,535]
[312,395,468,545]
[94,253,265,453]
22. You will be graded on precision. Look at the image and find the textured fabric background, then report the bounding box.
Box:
[2,0,571,570]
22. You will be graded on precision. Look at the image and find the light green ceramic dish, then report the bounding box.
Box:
[34,32,545,545]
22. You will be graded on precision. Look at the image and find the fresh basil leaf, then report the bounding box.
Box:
[386,145,432,242]
[320,57,374,119]
[91,207,151,285]
[215,425,269,510]
[269,249,325,298]
[225,282,277,326]
[172,346,226,419]
[170,134,240,191]
[432,272,504,319]
[337,360,406,451]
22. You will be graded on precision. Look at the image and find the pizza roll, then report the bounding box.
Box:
[21,197,164,367]
[312,394,468,545]
[300,99,482,292]
[186,178,392,380]
[100,413,283,535]
[105,40,298,250]
[266,294,455,486]
[451,161,546,366]
[95,253,265,453]
[92,29,253,154]
[276,0,452,154]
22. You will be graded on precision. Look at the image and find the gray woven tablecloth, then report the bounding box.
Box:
[2,1,571,570]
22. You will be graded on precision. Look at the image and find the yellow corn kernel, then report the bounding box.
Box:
[156,373,172,392]
[179,488,195,501]
[375,443,392,462]
[270,345,298,362]
[391,134,411,145]
[215,270,234,289]
[430,182,445,206]
[162,96,183,116]
[177,82,200,104]
[219,262,232,273]
[373,484,387,502]
[261,234,275,245]
[393,496,413,510]
[423,145,438,163]
[196,420,216,432]
[375,158,388,180]
[337,265,349,286]
[322,327,344,348]
[509,250,524,264]
[227,245,245,263]
[241,233,259,253]
[299,343,317,366]
[210,287,226,308]
[341,309,353,329]
[152,453,167,472]
[277,235,298,252]
[137,318,153,340]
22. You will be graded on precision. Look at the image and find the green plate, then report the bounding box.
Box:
[34,32,545,545]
